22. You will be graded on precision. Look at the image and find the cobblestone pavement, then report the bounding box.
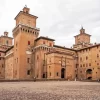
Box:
[0,81,100,100]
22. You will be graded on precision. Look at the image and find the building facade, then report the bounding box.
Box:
[0,6,100,80]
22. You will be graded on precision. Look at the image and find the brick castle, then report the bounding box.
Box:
[0,6,100,80]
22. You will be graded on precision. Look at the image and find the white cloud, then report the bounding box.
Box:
[0,0,100,47]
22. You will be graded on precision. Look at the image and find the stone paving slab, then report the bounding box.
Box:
[0,81,100,100]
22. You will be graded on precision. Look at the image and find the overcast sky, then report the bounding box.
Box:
[0,0,100,47]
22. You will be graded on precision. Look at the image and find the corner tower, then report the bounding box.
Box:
[12,6,40,79]
[73,27,91,49]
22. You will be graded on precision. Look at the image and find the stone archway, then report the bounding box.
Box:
[61,68,65,78]
[86,69,92,80]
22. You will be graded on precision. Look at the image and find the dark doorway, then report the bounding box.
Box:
[43,72,47,78]
[43,74,45,78]
[86,69,92,80]
[87,77,92,80]
[61,68,65,78]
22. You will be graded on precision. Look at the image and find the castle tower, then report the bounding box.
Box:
[0,31,13,46]
[12,6,40,79]
[73,27,91,49]
[4,31,8,36]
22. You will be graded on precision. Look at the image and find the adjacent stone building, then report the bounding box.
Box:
[0,6,100,80]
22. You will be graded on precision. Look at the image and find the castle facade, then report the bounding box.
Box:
[0,6,100,80]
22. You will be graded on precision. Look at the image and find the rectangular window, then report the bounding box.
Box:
[16,43,17,47]
[27,58,30,63]
[50,72,51,76]
[27,70,30,75]
[28,41,30,45]
[76,74,77,78]
[17,58,18,63]
[2,64,3,68]
[57,72,59,76]
[76,64,78,68]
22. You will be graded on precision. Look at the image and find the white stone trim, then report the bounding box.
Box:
[5,52,14,58]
